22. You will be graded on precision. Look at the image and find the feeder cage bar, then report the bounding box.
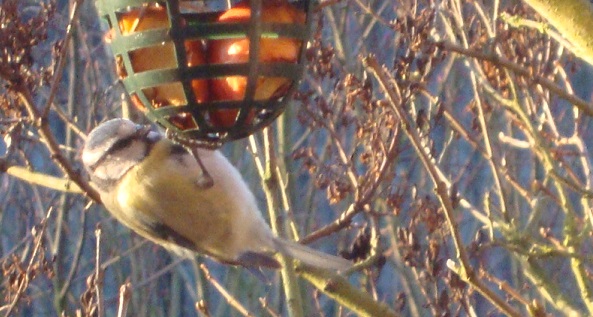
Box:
[97,0,313,145]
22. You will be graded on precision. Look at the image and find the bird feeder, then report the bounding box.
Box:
[96,0,312,145]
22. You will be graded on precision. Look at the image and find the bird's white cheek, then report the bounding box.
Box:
[93,165,116,182]
[93,160,129,182]
[82,150,104,170]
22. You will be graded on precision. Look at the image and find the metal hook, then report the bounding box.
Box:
[165,128,218,189]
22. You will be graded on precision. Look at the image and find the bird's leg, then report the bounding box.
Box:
[165,129,215,189]
[189,146,214,189]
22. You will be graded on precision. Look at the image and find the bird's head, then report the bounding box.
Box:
[82,118,161,191]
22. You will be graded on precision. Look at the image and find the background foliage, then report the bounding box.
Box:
[2,0,593,316]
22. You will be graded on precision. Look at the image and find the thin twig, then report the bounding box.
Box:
[41,0,84,118]
[259,297,281,317]
[117,283,132,317]
[364,55,522,317]
[438,41,593,117]
[258,128,304,317]
[5,165,83,193]
[3,208,53,317]
[296,264,400,317]
[58,208,87,299]
[196,299,212,317]
[15,84,100,202]
[199,264,253,317]
[94,226,104,317]
[300,111,400,244]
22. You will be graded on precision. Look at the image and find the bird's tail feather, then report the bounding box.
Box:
[274,238,351,271]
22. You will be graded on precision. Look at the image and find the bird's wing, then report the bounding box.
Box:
[113,149,236,260]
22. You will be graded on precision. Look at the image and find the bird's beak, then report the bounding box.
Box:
[134,124,152,137]
[135,124,163,143]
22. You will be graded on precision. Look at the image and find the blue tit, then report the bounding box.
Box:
[81,118,351,271]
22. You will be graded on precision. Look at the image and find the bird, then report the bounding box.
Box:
[81,118,351,272]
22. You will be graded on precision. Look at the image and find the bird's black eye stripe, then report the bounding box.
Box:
[87,136,136,172]
[107,136,135,155]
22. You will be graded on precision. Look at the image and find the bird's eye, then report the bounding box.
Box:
[108,137,135,155]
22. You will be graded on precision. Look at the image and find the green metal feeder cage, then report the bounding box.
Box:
[96,0,312,145]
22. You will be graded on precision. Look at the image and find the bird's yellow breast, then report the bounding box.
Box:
[114,141,235,259]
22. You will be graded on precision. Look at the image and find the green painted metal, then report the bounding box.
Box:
[96,0,312,145]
